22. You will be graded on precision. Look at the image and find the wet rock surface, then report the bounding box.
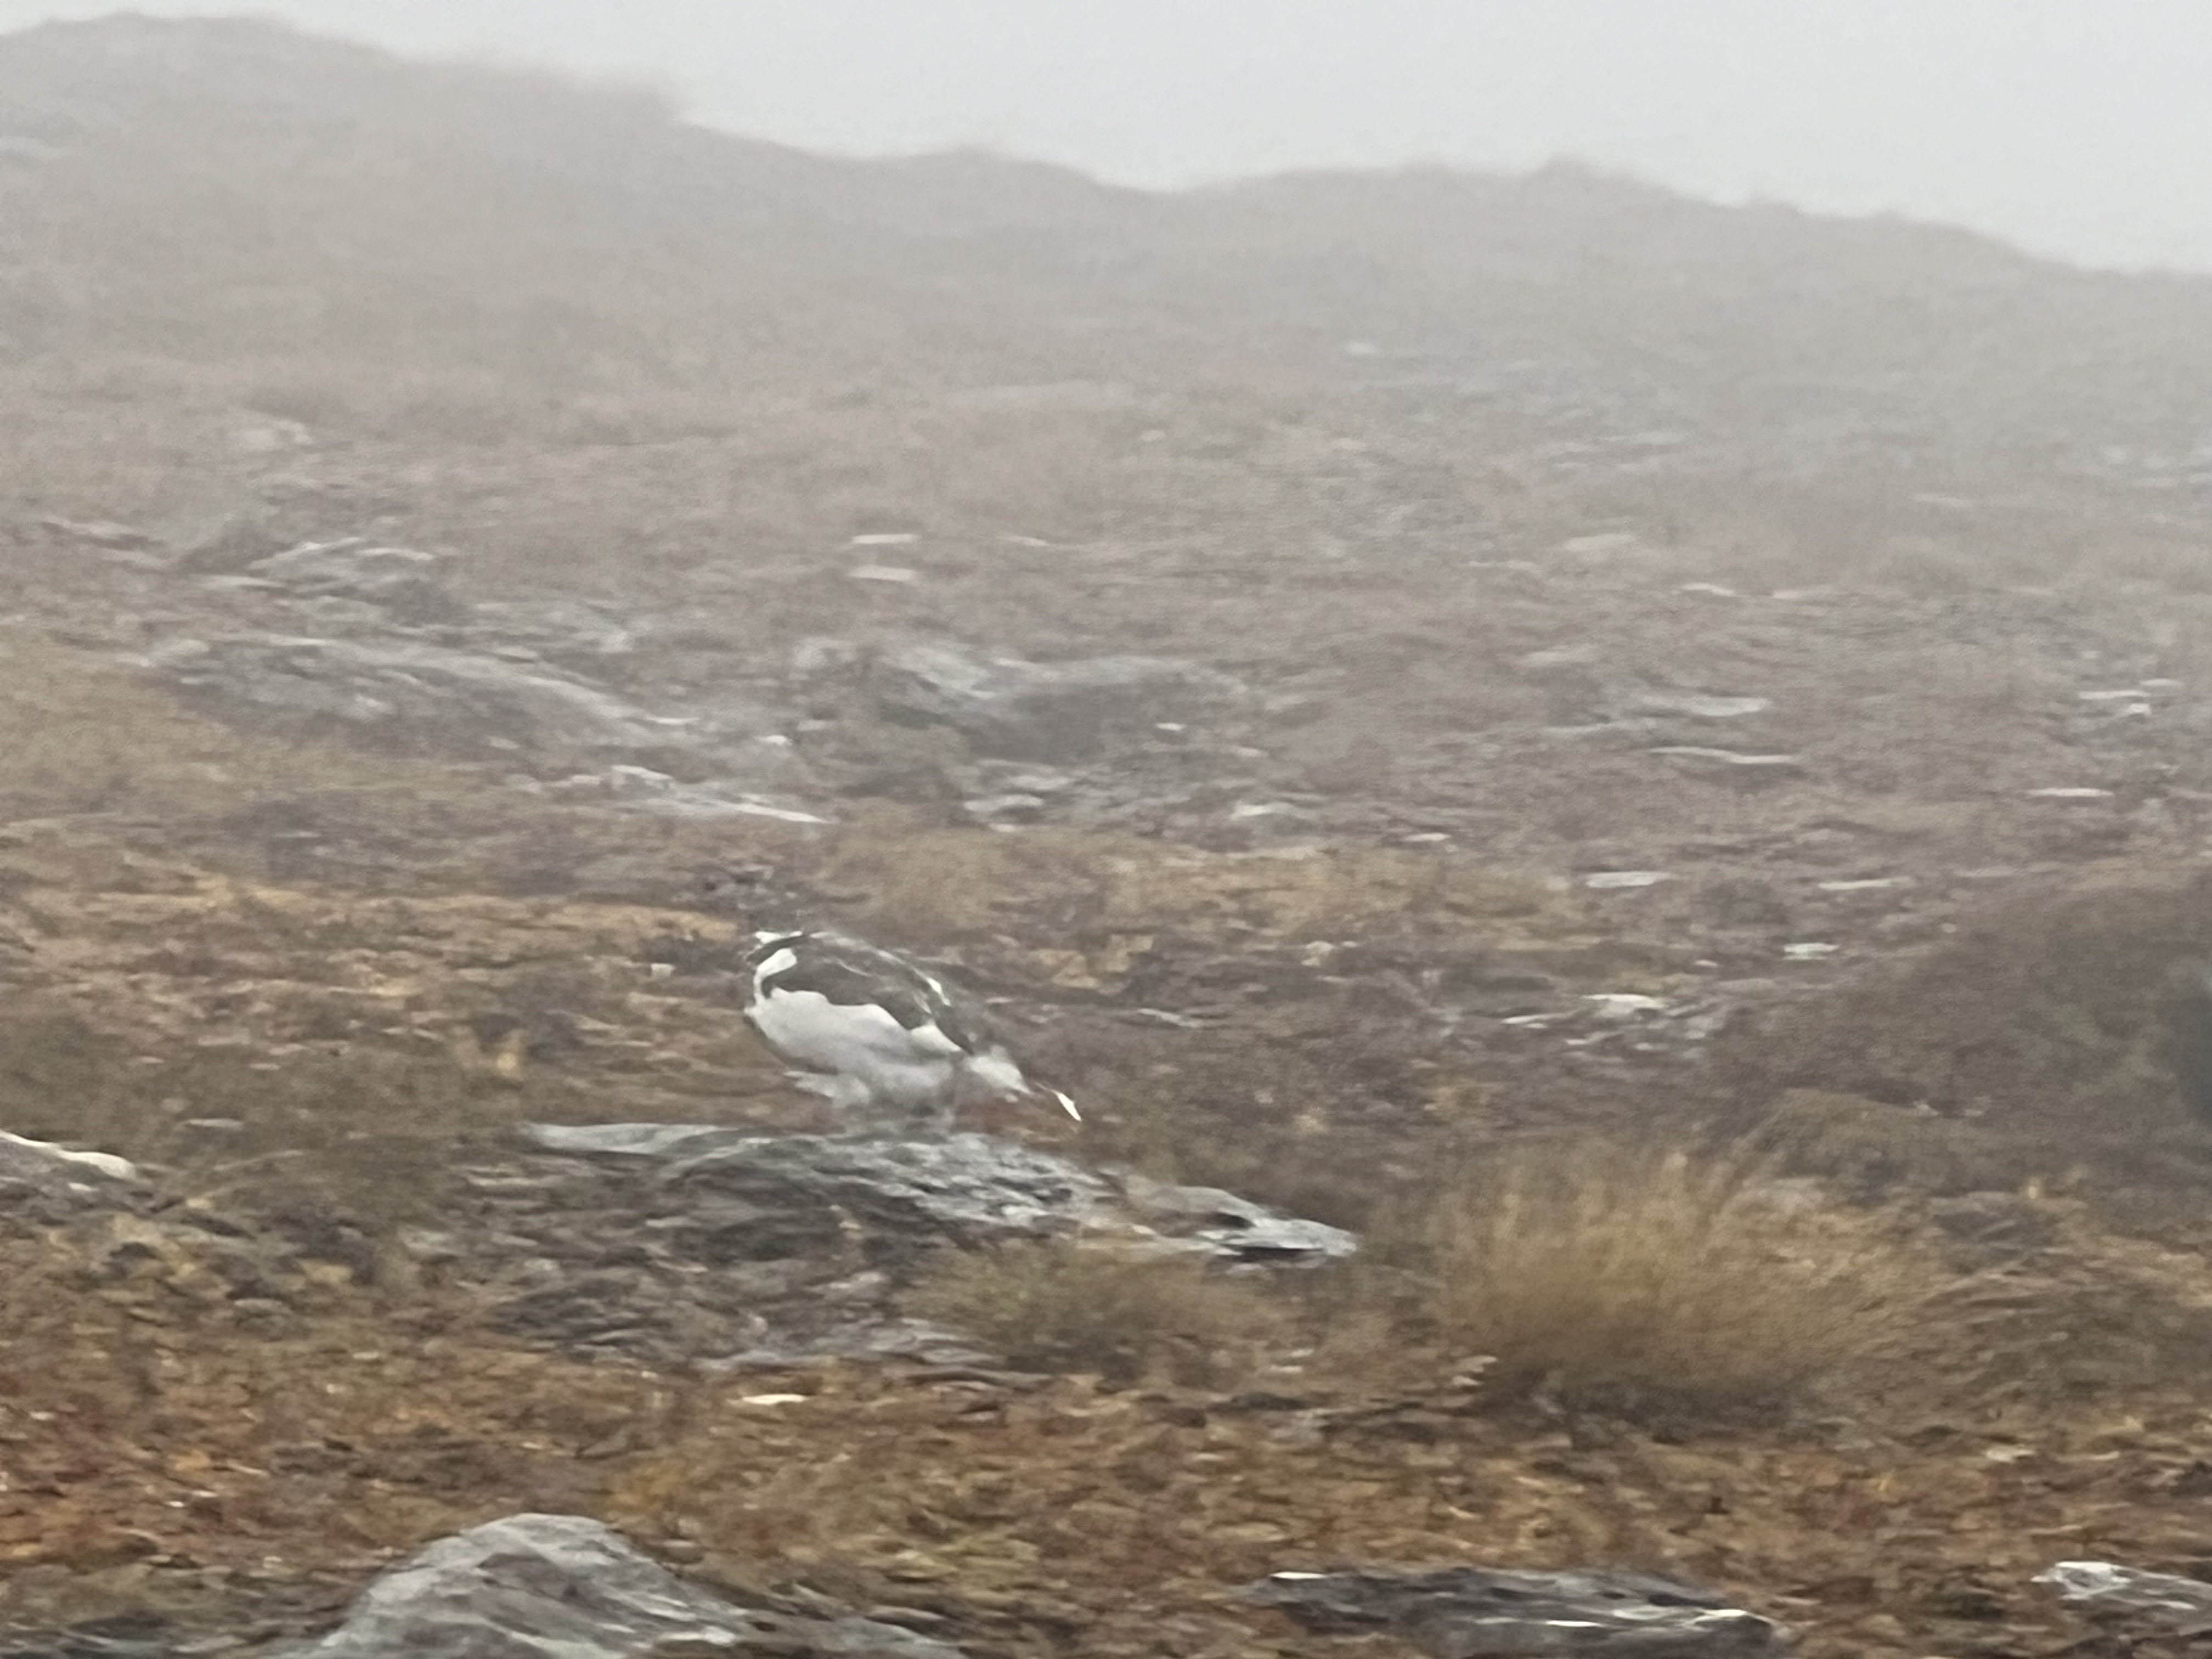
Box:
[268,1514,962,1659]
[868,640,1241,763]
[16,19,2212,1659]
[2035,1560,2212,1639]
[442,1126,1353,1366]
[1245,1566,1792,1657]
[0,1132,140,1218]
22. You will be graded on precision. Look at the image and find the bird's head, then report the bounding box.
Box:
[964,1046,1081,1122]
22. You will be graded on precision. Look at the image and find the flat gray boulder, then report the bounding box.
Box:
[248,539,451,612]
[531,1126,1357,1267]
[283,1513,961,1658]
[0,1130,143,1224]
[2037,1560,2212,1634]
[147,634,699,757]
[442,1128,1354,1365]
[1243,1566,1791,1658]
[873,640,1237,761]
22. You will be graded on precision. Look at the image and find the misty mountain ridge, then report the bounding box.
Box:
[2,11,2210,471]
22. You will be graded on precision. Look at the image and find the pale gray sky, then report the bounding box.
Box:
[5,0,2210,272]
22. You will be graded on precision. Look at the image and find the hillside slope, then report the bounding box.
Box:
[3,13,2212,476]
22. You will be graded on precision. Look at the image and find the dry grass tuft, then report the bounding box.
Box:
[908,1243,1293,1389]
[1404,1142,1943,1418]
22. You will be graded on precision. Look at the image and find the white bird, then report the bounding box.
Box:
[741,928,1079,1130]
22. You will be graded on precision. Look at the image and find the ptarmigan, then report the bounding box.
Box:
[741,928,1079,1130]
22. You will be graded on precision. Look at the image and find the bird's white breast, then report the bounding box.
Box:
[749,986,943,1067]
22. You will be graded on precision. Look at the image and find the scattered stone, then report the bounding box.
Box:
[287,1513,963,1658]
[1585,994,1668,1016]
[0,1131,142,1223]
[228,411,315,453]
[849,565,921,583]
[872,640,1239,761]
[1556,532,1645,558]
[963,791,1047,822]
[1621,689,1770,720]
[1519,644,1605,672]
[1781,943,1839,960]
[444,1127,1355,1365]
[36,516,160,551]
[1243,1565,1791,1657]
[247,539,449,612]
[1584,871,1674,890]
[2026,787,2115,800]
[145,635,733,759]
[533,766,827,824]
[466,598,639,657]
[2036,1560,2212,1635]
[1649,747,1803,775]
[850,532,920,546]
[1115,1170,1360,1263]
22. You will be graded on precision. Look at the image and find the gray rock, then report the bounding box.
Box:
[1647,747,1804,776]
[464,1127,1354,1365]
[1622,690,1769,721]
[580,1127,1356,1267]
[0,1130,138,1192]
[716,1317,1001,1369]
[2162,953,2212,1127]
[281,1513,962,1658]
[533,766,828,824]
[962,791,1048,823]
[1244,1566,1791,1657]
[654,1131,1114,1254]
[146,635,702,757]
[2036,1560,2212,1634]
[0,1132,144,1228]
[873,641,1237,761]
[248,540,454,616]
[523,1122,740,1160]
[466,598,638,657]
[1118,1172,1363,1262]
[36,516,160,551]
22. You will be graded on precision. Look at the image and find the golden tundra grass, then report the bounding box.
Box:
[909,1242,1294,1389]
[1406,1142,1944,1417]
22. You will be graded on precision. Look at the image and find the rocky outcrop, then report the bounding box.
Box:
[420,1126,1355,1367]
[2036,1559,2212,1638]
[246,538,454,617]
[868,640,1240,761]
[281,1513,962,1658]
[0,1130,144,1229]
[1244,1565,1792,1657]
[147,634,698,756]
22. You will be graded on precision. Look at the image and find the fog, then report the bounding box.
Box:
[12,0,2212,1634]
[3,0,2210,272]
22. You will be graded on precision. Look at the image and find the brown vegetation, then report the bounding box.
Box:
[909,1243,1294,1389]
[1393,1143,1944,1417]
[9,14,2212,1654]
